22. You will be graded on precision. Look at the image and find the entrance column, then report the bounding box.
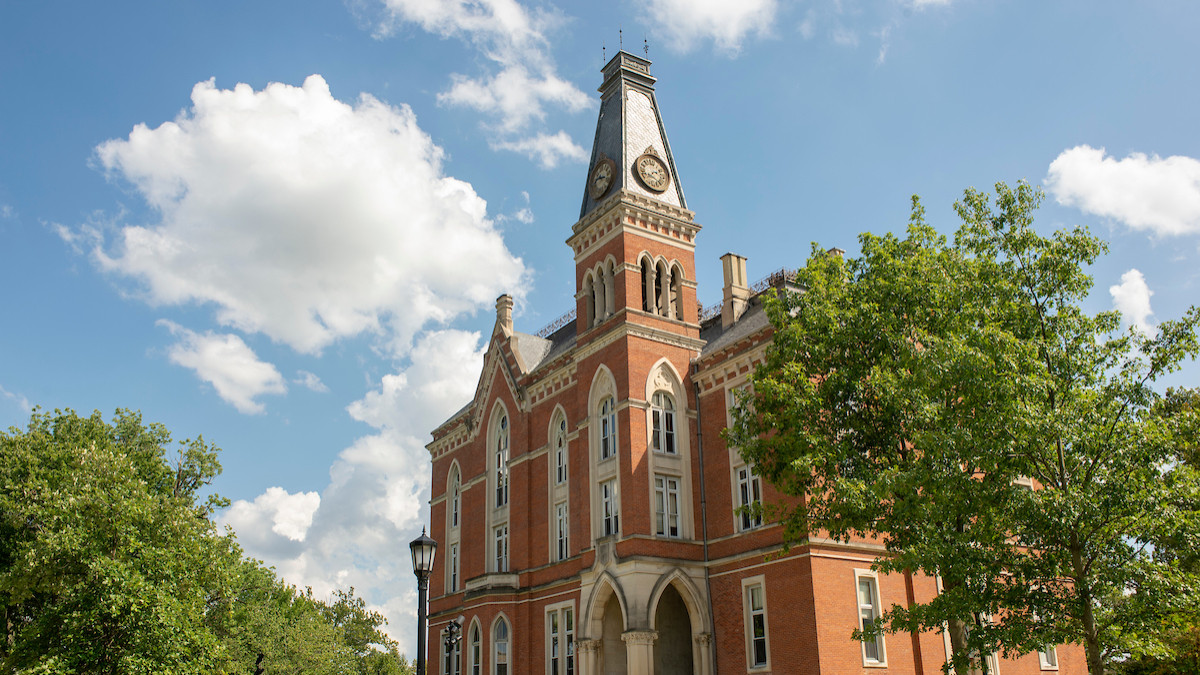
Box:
[577,639,601,675]
[693,632,713,675]
[622,631,657,675]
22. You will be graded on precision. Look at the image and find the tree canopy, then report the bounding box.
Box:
[0,408,412,675]
[727,182,1200,675]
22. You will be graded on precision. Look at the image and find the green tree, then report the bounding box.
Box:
[728,183,1200,674]
[0,409,236,674]
[1,408,414,675]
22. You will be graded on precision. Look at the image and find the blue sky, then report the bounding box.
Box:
[2,0,1198,656]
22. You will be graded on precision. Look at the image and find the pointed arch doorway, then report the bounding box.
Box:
[653,584,694,675]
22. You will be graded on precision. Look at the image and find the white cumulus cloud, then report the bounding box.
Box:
[223,487,321,544]
[1047,145,1200,236]
[642,0,777,54]
[88,76,526,357]
[159,320,286,414]
[219,329,485,651]
[1110,268,1157,337]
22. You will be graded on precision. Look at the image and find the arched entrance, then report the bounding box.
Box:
[653,584,694,675]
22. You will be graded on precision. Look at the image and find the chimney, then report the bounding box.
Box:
[495,294,514,335]
[721,253,750,329]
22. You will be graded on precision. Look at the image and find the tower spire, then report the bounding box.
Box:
[578,50,687,218]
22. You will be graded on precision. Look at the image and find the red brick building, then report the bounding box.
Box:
[424,51,1081,675]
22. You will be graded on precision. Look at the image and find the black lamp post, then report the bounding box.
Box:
[410,527,437,675]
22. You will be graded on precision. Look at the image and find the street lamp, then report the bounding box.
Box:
[410,527,437,675]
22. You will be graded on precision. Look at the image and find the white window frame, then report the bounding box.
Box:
[650,391,676,454]
[600,479,619,537]
[494,523,509,572]
[736,464,763,531]
[599,397,616,461]
[654,474,681,537]
[546,602,575,675]
[493,616,510,675]
[448,542,459,592]
[555,501,570,561]
[855,570,887,667]
[495,415,509,508]
[741,575,771,670]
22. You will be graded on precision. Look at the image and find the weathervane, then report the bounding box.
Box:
[619,27,623,50]
[644,36,649,56]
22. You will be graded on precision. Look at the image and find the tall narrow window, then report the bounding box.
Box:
[495,415,509,508]
[555,417,568,484]
[857,573,885,665]
[493,618,510,675]
[494,524,509,572]
[555,502,570,561]
[601,480,619,536]
[448,543,459,591]
[743,579,770,669]
[654,475,681,537]
[737,465,763,531]
[599,397,616,460]
[547,606,575,675]
[470,624,481,675]
[651,392,676,454]
[450,470,461,529]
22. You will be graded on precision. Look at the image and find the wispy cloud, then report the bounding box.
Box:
[294,370,330,393]
[641,0,778,54]
[371,0,588,162]
[490,130,586,169]
[159,320,287,414]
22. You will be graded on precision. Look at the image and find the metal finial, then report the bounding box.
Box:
[602,44,606,63]
[619,28,623,49]
[644,37,649,56]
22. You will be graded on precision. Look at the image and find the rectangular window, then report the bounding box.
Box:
[494,524,509,572]
[654,475,681,537]
[736,465,763,531]
[448,543,459,591]
[555,501,570,561]
[1039,646,1059,670]
[743,578,769,669]
[546,606,575,675]
[601,480,619,536]
[856,572,886,666]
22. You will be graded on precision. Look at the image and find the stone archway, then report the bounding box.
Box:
[653,584,693,675]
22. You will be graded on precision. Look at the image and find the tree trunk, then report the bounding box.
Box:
[1070,534,1105,674]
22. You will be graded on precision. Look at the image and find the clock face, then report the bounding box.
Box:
[635,154,669,192]
[590,159,615,200]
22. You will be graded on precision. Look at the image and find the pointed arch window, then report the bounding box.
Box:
[450,467,461,529]
[495,415,509,508]
[651,391,676,454]
[554,416,568,484]
[599,397,617,461]
[493,618,510,675]
[470,623,481,675]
